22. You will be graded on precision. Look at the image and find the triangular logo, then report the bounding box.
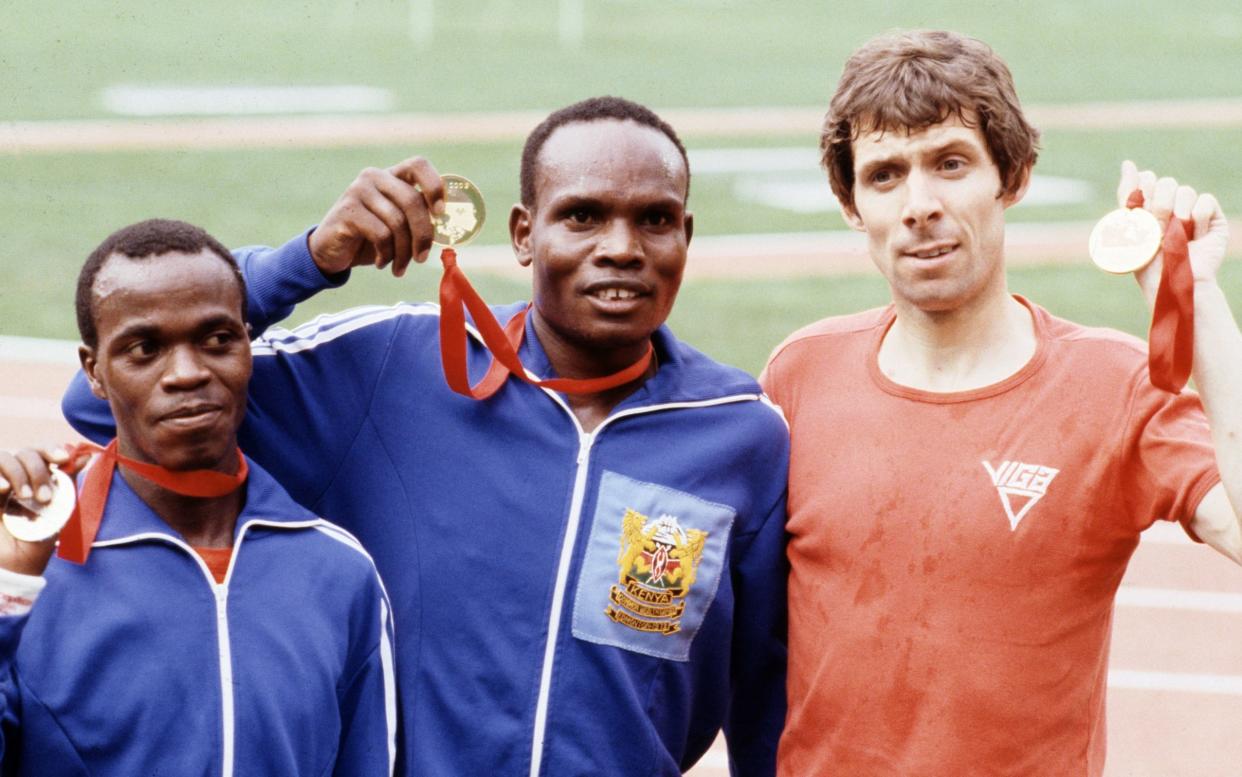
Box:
[982,460,1059,531]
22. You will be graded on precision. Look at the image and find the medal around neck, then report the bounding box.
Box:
[431,174,486,247]
[3,468,75,542]
[1088,207,1162,274]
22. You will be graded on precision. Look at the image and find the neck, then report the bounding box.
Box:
[116,444,245,548]
[530,310,658,433]
[879,290,1036,392]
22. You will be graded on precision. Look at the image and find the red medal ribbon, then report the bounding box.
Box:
[438,247,654,400]
[1125,190,1195,393]
[57,439,249,565]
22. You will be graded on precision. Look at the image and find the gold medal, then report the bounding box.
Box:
[431,174,486,247]
[1088,207,1162,274]
[3,468,75,543]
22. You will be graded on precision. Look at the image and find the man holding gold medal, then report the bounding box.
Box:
[64,97,790,776]
[762,29,1242,776]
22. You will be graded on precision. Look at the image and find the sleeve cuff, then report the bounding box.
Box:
[0,566,46,616]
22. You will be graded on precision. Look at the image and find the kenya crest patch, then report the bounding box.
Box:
[606,510,707,635]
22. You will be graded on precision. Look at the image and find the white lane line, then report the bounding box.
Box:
[1109,670,1242,696]
[0,396,65,421]
[100,85,394,117]
[0,335,80,365]
[693,748,730,770]
[1117,586,1242,613]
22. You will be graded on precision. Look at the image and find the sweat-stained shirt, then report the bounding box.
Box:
[761,297,1220,777]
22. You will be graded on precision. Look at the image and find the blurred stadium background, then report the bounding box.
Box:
[2,1,1240,774]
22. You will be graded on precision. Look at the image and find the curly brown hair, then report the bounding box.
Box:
[822,30,1040,212]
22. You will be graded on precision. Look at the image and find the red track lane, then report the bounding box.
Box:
[3,357,1239,777]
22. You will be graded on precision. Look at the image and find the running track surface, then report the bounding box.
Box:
[3,344,1239,777]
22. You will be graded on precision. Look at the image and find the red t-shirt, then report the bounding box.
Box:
[761,298,1220,776]
[192,546,232,584]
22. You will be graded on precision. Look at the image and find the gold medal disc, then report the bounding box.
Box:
[3,468,75,543]
[431,174,486,247]
[1088,207,1162,274]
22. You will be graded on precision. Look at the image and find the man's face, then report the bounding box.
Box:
[82,250,251,472]
[844,115,1028,314]
[511,119,692,360]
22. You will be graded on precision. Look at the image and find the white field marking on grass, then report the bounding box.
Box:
[1116,587,1242,613]
[1108,670,1242,696]
[99,85,394,117]
[9,98,1242,154]
[689,147,1092,213]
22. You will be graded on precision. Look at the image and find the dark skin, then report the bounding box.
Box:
[1,250,251,574]
[81,251,252,548]
[306,120,693,432]
[509,119,692,430]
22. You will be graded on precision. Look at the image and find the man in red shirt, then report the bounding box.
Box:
[762,29,1242,775]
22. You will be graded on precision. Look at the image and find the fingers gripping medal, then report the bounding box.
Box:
[1088,197,1163,274]
[432,174,486,248]
[435,175,654,400]
[1088,189,1196,393]
[3,469,76,542]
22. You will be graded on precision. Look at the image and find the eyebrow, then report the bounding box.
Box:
[856,138,981,180]
[110,313,242,342]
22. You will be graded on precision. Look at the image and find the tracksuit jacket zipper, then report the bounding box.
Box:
[524,394,758,777]
[96,532,239,777]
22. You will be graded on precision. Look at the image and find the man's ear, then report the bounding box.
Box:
[684,211,694,246]
[842,203,866,232]
[510,204,534,268]
[1001,164,1033,208]
[79,345,108,401]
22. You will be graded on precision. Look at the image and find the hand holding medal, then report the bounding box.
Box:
[1090,161,1229,393]
[0,447,80,576]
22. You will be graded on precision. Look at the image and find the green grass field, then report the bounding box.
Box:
[3,0,1241,374]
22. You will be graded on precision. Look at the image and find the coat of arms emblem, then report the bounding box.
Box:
[607,509,707,635]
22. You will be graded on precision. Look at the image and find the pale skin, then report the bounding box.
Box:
[843,117,1242,563]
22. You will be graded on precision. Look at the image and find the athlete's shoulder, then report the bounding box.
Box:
[1034,302,1149,369]
[766,306,891,367]
[654,329,787,427]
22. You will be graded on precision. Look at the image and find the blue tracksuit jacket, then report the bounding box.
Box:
[0,457,396,776]
[63,233,790,777]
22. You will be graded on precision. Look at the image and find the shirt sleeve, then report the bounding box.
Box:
[722,484,789,776]
[233,227,351,333]
[1118,374,1222,537]
[333,572,398,776]
[0,568,44,767]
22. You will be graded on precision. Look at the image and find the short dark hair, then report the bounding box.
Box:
[519,96,690,208]
[822,30,1040,211]
[76,218,246,347]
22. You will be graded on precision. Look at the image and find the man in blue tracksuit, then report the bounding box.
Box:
[63,98,789,775]
[2,219,395,775]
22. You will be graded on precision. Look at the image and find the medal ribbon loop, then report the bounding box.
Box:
[1125,190,1195,393]
[57,439,249,565]
[438,248,654,400]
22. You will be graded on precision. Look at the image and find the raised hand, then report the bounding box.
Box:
[308,157,448,278]
[1116,160,1230,305]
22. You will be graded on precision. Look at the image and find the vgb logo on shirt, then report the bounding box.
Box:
[573,471,734,661]
[607,511,706,635]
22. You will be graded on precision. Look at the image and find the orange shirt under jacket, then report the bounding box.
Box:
[761,298,1220,777]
